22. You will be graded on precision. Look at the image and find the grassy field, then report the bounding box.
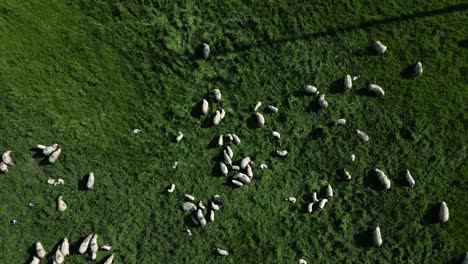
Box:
[0,1,467,263]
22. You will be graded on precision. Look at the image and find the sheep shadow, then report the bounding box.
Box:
[207,136,221,149]
[356,88,374,97]
[352,45,380,57]
[400,64,416,79]
[363,170,385,190]
[246,114,260,130]
[421,203,440,226]
[394,170,410,187]
[201,115,215,129]
[307,99,321,113]
[77,174,90,191]
[30,147,45,159]
[23,243,38,264]
[329,78,345,94]
[353,229,372,248]
[292,90,309,97]
[308,127,326,140]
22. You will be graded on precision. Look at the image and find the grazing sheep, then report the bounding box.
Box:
[37,144,46,149]
[335,119,346,126]
[220,162,229,176]
[60,237,70,256]
[312,192,319,203]
[167,183,176,193]
[318,199,328,210]
[36,242,46,259]
[101,245,111,251]
[246,165,253,178]
[196,209,207,227]
[49,148,62,164]
[209,210,215,222]
[43,144,59,156]
[373,41,387,54]
[224,150,232,166]
[307,203,314,213]
[212,89,222,102]
[414,61,423,77]
[318,94,328,109]
[220,108,226,119]
[305,85,318,94]
[30,256,40,264]
[260,164,268,170]
[277,150,288,157]
[2,150,13,166]
[203,43,210,59]
[218,135,224,146]
[90,234,99,260]
[176,131,184,142]
[367,84,385,96]
[287,197,297,203]
[54,248,65,264]
[373,227,383,246]
[325,184,333,198]
[439,201,449,223]
[133,128,141,134]
[226,146,234,159]
[299,258,308,264]
[351,154,356,162]
[56,178,65,185]
[272,131,281,139]
[344,74,352,90]
[268,105,279,113]
[47,178,56,185]
[254,101,262,111]
[198,201,206,210]
[103,254,115,264]
[213,111,221,126]
[356,130,369,143]
[344,169,352,180]
[211,202,220,211]
[56,196,67,212]
[217,248,229,256]
[240,157,251,169]
[233,173,251,184]
[225,134,233,142]
[185,194,195,201]
[87,172,95,190]
[172,162,178,169]
[232,179,244,187]
[182,202,197,212]
[232,134,241,144]
[201,99,209,115]
[79,235,93,254]
[0,162,8,173]
[231,165,240,171]
[405,170,415,188]
[375,169,391,190]
[255,112,265,127]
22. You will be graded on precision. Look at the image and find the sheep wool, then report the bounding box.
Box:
[305,85,318,94]
[56,196,67,212]
[103,254,115,264]
[356,130,369,143]
[335,119,346,126]
[220,162,229,176]
[368,84,385,96]
[373,226,383,247]
[233,173,251,184]
[405,170,415,188]
[2,150,13,166]
[373,41,387,54]
[90,234,99,260]
[439,201,449,223]
[182,202,197,212]
[54,248,65,264]
[49,148,62,164]
[213,111,221,126]
[60,237,70,256]
[344,74,352,90]
[246,165,253,178]
[86,172,95,190]
[212,89,221,102]
[255,112,265,127]
[0,162,8,173]
[216,248,229,256]
[223,150,232,166]
[414,61,423,76]
[36,242,47,259]
[203,43,210,59]
[196,209,207,227]
[375,169,391,190]
[240,157,251,169]
[79,234,93,254]
[201,99,209,115]
[232,179,244,187]
[226,146,234,159]
[318,94,328,109]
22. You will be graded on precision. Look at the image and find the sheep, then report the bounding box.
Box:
[185,194,195,201]
[351,154,356,162]
[305,85,318,95]
[49,148,62,164]
[225,134,233,142]
[56,196,67,212]
[101,245,112,251]
[318,199,328,210]
[103,254,115,264]
[201,99,209,115]
[203,43,210,59]
[224,150,232,166]
[176,131,184,142]
[318,94,328,109]
[182,202,197,212]
[133,128,141,134]
[43,144,59,156]
[307,203,314,213]
[368,84,385,96]
[344,74,352,90]
[220,162,229,176]
[36,242,46,259]
[218,135,224,146]
[439,201,449,223]
[209,210,215,222]
[37,144,46,149]
[213,111,221,126]
[344,169,352,180]
[325,184,333,198]
[79,235,93,254]
[232,179,244,187]
[246,165,253,178]
[232,134,241,144]
[375,169,391,190]
[268,105,279,113]
[220,108,226,119]
[87,172,95,190]
[54,248,65,264]
[167,183,176,193]
[196,209,207,227]
[30,256,40,264]
[405,170,415,188]
[260,164,268,170]
[254,101,262,111]
[312,192,319,203]
[212,194,222,203]
[211,202,220,211]
[255,112,265,127]
[212,89,222,102]
[287,197,297,203]
[60,237,70,256]
[298,258,308,264]
[414,62,423,77]
[172,162,178,169]
[198,201,206,210]
[231,165,240,171]
[233,173,251,184]
[277,150,288,157]
[272,131,281,139]
[90,234,99,260]
[0,162,8,173]
[55,178,65,185]
[217,248,229,256]
[373,41,387,54]
[373,227,383,246]
[2,150,13,166]
[335,119,346,126]
[226,146,234,159]
[240,157,251,169]
[356,130,369,143]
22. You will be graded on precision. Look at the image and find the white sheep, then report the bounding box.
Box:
[212,89,222,102]
[196,209,207,227]
[255,112,265,127]
[211,202,220,211]
[254,101,262,111]
[209,210,215,222]
[79,234,93,254]
[318,94,328,109]
[203,43,210,59]
[226,146,234,159]
[55,178,65,185]
[36,242,46,259]
[223,150,232,166]
[277,150,288,157]
[225,134,233,142]
[414,61,423,77]
[167,183,176,193]
[198,201,206,210]
[231,165,240,171]
[373,41,387,54]
[101,245,112,251]
[0,162,8,173]
[232,134,241,144]
[335,119,346,126]
[54,247,65,264]
[220,108,226,119]
[344,74,352,90]
[260,164,268,170]
[375,169,391,190]
[2,150,13,166]
[240,157,251,169]
[233,173,251,184]
[325,184,333,198]
[368,84,385,96]
[307,203,314,213]
[133,128,141,134]
[439,201,449,223]
[287,197,297,203]
[172,162,178,169]
[318,199,328,210]
[103,253,115,264]
[356,130,369,143]
[30,256,40,264]
[49,148,62,164]
[87,172,95,190]
[312,192,319,203]
[213,111,221,126]
[344,169,352,180]
[176,131,184,142]
[90,234,99,260]
[185,194,195,201]
[182,202,197,212]
[232,179,244,187]
[56,196,67,212]
[405,170,415,188]
[43,144,59,156]
[218,135,224,146]
[216,248,229,256]
[272,131,281,139]
[60,237,69,256]
[246,165,253,178]
[351,154,356,162]
[268,105,279,113]
[305,85,318,94]
[201,99,209,115]
[373,226,383,246]
[220,162,229,175]
[298,258,308,264]
[37,144,46,149]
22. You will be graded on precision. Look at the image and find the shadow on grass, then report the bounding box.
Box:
[394,170,409,187]
[77,174,90,191]
[329,78,345,94]
[246,114,260,130]
[421,203,440,226]
[201,114,215,129]
[207,135,221,149]
[308,127,327,140]
[458,39,468,48]
[353,229,372,248]
[363,169,386,191]
[400,64,417,79]
[307,99,321,113]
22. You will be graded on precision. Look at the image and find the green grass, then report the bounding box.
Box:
[0,1,467,263]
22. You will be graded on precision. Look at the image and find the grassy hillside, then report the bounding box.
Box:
[0,1,466,263]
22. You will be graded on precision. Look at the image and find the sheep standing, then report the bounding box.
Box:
[36,242,46,259]
[373,41,387,54]
[405,170,415,188]
[307,203,314,213]
[223,150,232,166]
[0,162,8,173]
[216,248,229,256]
[226,146,234,159]
[414,62,423,77]
[167,184,176,193]
[268,105,279,113]
[277,150,288,157]
[356,130,369,143]
[176,131,184,142]
[54,248,65,264]
[185,194,195,201]
[254,101,262,111]
[220,162,228,175]
[56,196,67,212]
[233,173,251,184]
[318,199,328,210]
[182,202,197,212]
[30,256,40,264]
[260,164,268,170]
[60,237,70,256]
[2,150,13,166]
[196,209,207,227]
[209,210,215,222]
[90,234,99,260]
[86,172,95,190]
[220,108,226,119]
[213,111,221,126]
[305,85,318,95]
[373,226,383,246]
[212,89,222,102]
[335,119,346,126]
[272,131,281,139]
[101,245,112,251]
[201,99,209,115]
[43,144,58,156]
[232,134,241,144]
[344,75,352,90]
[312,192,319,203]
[375,169,391,190]
[211,202,220,211]
[325,184,333,198]
[218,135,223,146]
[368,84,385,96]
[287,197,297,203]
[439,201,449,223]
[79,234,93,254]
[240,157,251,169]
[318,94,328,109]
[203,43,210,59]
[344,169,352,180]
[255,112,265,127]
[49,148,62,164]
[103,254,115,264]
[232,179,244,187]
[298,258,308,264]
[246,165,253,178]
